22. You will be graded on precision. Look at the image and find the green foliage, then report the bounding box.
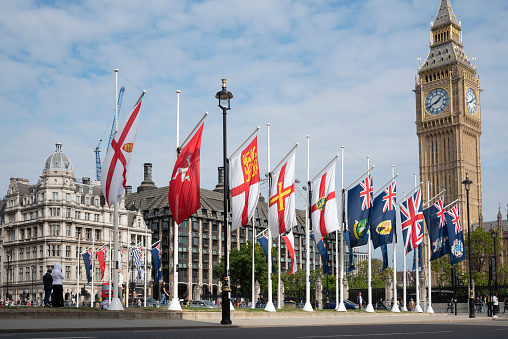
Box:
[348,259,393,289]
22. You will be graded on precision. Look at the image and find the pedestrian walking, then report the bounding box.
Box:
[51,263,64,308]
[446,298,454,313]
[43,268,53,307]
[159,281,169,306]
[357,292,364,310]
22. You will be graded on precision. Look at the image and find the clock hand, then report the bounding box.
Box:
[432,96,442,107]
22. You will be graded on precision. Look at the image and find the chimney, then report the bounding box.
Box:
[213,167,225,193]
[82,177,90,185]
[137,163,157,193]
[144,163,153,182]
[125,186,132,194]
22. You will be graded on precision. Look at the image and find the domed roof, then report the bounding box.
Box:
[44,141,73,172]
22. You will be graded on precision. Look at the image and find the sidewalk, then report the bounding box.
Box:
[0,308,500,333]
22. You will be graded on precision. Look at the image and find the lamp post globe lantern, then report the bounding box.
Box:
[462,174,475,318]
[217,78,233,325]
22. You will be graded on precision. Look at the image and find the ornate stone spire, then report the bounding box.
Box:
[432,0,460,30]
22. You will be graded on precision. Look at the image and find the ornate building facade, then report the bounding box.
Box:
[415,0,483,266]
[0,142,151,305]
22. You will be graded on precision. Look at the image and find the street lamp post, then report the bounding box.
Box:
[31,264,35,306]
[462,175,475,318]
[6,250,12,301]
[491,229,498,316]
[216,79,233,325]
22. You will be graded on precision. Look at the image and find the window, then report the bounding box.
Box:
[66,193,71,201]
[20,229,25,240]
[76,196,80,204]
[85,212,90,221]
[26,247,30,260]
[19,248,24,260]
[52,192,58,201]
[66,246,71,257]
[79,186,83,193]
[40,245,44,257]
[94,199,99,207]
[25,267,30,281]
[65,266,71,279]
[50,245,61,257]
[86,228,92,240]
[94,214,99,222]
[86,197,90,205]
[66,208,71,218]
[50,208,60,217]
[50,224,60,236]
[66,225,71,236]
[95,230,101,241]
[32,246,37,259]
[75,211,80,219]
[88,187,93,194]
[76,246,82,259]
[76,227,82,239]
[19,268,23,281]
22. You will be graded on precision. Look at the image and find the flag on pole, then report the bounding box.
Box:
[369,181,396,249]
[282,229,297,275]
[412,244,422,271]
[132,246,142,282]
[381,244,389,272]
[257,233,274,273]
[82,249,93,283]
[400,188,424,254]
[311,234,329,274]
[407,270,414,282]
[150,244,162,283]
[168,123,204,225]
[311,163,340,242]
[101,99,143,206]
[96,247,107,280]
[346,175,373,248]
[423,197,450,261]
[231,136,261,231]
[268,152,296,238]
[445,204,466,265]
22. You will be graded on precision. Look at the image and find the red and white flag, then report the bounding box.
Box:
[168,123,204,225]
[101,99,143,206]
[231,136,260,231]
[269,152,296,238]
[282,229,297,275]
[311,163,340,243]
[96,247,107,280]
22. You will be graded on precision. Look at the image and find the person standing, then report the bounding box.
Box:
[159,281,169,306]
[357,292,364,310]
[51,263,64,308]
[409,298,415,311]
[43,268,53,307]
[493,293,499,317]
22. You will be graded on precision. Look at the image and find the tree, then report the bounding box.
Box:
[464,227,502,285]
[348,259,393,289]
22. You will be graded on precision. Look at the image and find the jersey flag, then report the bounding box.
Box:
[311,163,340,242]
[168,123,204,225]
[101,99,143,206]
[231,136,261,231]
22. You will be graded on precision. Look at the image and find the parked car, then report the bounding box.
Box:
[189,300,219,308]
[344,300,359,310]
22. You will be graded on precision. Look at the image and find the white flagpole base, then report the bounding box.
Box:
[168,297,182,311]
[264,301,276,312]
[230,300,235,311]
[413,304,423,313]
[336,302,347,312]
[391,305,400,313]
[425,305,434,313]
[400,306,408,312]
[303,302,314,312]
[108,298,124,311]
[365,303,375,313]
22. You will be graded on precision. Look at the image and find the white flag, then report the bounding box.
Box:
[311,162,340,242]
[230,136,261,231]
[268,152,296,238]
[101,100,142,206]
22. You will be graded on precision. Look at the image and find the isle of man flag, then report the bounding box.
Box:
[269,152,296,238]
[311,162,340,242]
[231,136,261,231]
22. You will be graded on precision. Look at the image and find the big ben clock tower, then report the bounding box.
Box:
[415,0,483,251]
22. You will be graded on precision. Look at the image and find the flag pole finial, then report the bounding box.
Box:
[222,78,227,88]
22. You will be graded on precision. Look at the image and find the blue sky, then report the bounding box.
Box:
[1,0,507,266]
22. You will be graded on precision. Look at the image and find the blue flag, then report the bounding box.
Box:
[257,233,274,273]
[423,197,450,261]
[150,245,162,283]
[82,249,92,283]
[381,244,388,272]
[346,175,373,248]
[311,234,329,274]
[446,205,466,265]
[369,181,396,249]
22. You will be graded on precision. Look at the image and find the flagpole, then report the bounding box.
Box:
[401,191,407,312]
[108,69,124,311]
[77,234,80,308]
[426,181,434,313]
[92,234,95,307]
[337,146,346,312]
[144,222,147,307]
[109,238,112,306]
[414,173,423,313]
[277,236,281,309]
[252,218,256,309]
[169,90,183,311]
[365,156,374,313]
[126,227,129,308]
[265,123,276,312]
[303,136,313,312]
[391,165,400,312]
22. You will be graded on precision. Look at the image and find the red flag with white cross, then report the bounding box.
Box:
[269,152,296,238]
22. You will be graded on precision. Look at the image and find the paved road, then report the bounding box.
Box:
[1,321,508,339]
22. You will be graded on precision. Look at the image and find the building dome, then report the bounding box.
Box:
[44,141,73,171]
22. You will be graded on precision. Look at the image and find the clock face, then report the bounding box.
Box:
[425,88,449,115]
[466,88,477,115]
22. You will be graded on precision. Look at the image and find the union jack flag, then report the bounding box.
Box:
[155,243,161,259]
[435,197,446,229]
[447,205,462,235]
[88,248,93,267]
[382,181,396,212]
[400,188,424,254]
[100,247,107,258]
[360,174,373,211]
[407,270,414,282]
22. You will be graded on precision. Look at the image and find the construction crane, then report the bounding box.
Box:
[95,86,125,181]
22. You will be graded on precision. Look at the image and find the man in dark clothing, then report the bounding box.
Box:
[43,269,53,306]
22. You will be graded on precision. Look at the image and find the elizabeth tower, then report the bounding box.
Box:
[415,0,483,254]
